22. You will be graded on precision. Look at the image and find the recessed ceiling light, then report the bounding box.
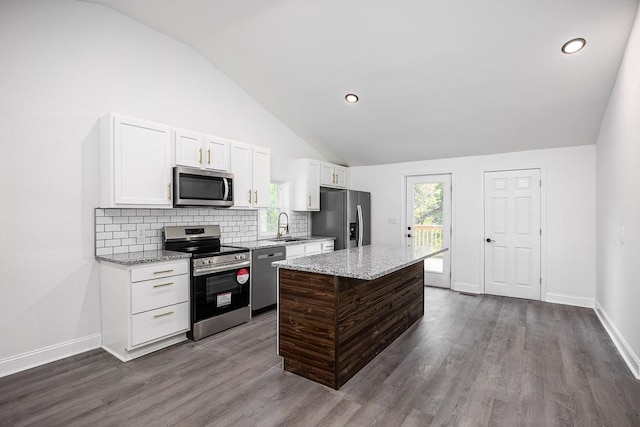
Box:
[562,38,586,54]
[345,93,359,103]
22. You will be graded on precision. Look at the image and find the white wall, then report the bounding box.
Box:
[595,6,640,378]
[350,145,596,305]
[0,0,324,374]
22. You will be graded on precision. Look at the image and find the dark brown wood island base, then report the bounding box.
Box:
[279,260,425,389]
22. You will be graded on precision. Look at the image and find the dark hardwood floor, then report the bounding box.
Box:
[2,288,639,426]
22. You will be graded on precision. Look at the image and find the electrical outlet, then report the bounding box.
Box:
[388,218,398,225]
[137,226,145,239]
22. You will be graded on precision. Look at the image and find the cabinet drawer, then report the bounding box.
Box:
[305,243,322,255]
[130,260,189,282]
[130,302,189,347]
[322,241,334,252]
[131,274,189,314]
[286,245,305,259]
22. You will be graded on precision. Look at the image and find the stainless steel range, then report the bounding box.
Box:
[163,225,250,341]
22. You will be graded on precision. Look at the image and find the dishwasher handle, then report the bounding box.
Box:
[257,251,284,260]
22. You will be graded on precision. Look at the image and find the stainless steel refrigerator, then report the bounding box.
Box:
[311,188,371,250]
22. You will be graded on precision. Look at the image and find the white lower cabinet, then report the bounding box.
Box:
[285,240,334,259]
[321,241,334,253]
[100,259,190,361]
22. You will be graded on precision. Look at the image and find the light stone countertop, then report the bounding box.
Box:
[96,250,191,266]
[273,244,448,280]
[225,236,335,250]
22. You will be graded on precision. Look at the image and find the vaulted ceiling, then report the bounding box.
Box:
[85,0,639,166]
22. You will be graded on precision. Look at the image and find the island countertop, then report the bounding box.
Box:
[273,244,447,280]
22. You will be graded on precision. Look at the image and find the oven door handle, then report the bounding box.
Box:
[193,260,250,277]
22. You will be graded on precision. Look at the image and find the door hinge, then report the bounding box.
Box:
[540,229,542,236]
[540,277,542,285]
[539,180,542,187]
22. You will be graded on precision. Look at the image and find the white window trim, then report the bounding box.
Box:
[258,181,290,239]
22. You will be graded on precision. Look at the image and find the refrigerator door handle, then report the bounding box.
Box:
[357,204,363,247]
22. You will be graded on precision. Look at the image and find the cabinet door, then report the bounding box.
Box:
[230,141,253,208]
[307,160,320,210]
[252,146,271,208]
[334,165,348,188]
[205,136,230,171]
[320,163,335,186]
[114,117,173,207]
[174,129,203,169]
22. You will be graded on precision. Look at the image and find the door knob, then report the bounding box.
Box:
[408,226,412,230]
[486,238,493,243]
[407,234,412,238]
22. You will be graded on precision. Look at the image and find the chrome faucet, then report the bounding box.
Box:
[276,212,289,239]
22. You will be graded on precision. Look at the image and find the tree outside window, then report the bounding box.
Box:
[258,182,288,238]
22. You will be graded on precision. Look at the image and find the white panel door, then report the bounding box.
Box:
[406,174,452,288]
[484,169,541,300]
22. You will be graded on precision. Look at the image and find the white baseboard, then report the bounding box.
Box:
[594,301,640,380]
[0,334,101,379]
[452,282,481,294]
[545,293,594,308]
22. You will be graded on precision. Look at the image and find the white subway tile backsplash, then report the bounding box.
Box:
[96,232,113,240]
[96,247,113,256]
[95,207,309,255]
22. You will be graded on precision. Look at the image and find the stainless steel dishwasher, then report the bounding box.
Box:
[251,247,286,315]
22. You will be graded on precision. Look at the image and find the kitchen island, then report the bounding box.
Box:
[274,244,447,389]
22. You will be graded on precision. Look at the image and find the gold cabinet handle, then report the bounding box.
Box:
[248,190,252,203]
[308,195,311,207]
[207,149,211,165]
[255,191,258,204]
[168,183,172,201]
[153,269,174,275]
[153,282,174,288]
[333,173,336,183]
[154,311,174,319]
[198,147,203,164]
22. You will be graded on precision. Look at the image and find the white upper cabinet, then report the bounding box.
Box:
[100,114,173,208]
[291,158,320,211]
[205,136,231,172]
[230,141,271,209]
[174,129,202,169]
[174,129,230,172]
[252,145,271,209]
[320,162,348,188]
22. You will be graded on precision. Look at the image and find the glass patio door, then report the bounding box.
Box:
[406,174,451,288]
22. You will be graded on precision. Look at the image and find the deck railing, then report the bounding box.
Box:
[414,224,443,249]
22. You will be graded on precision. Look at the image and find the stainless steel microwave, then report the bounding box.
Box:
[173,166,233,208]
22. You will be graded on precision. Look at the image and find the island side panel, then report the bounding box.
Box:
[279,269,339,388]
[336,261,424,388]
